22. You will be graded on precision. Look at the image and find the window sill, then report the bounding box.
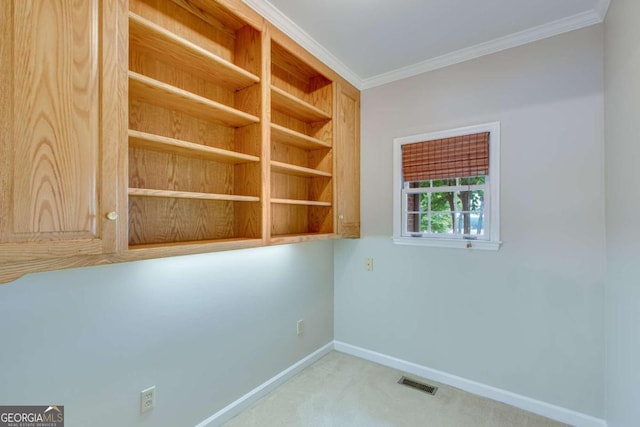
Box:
[393,236,501,251]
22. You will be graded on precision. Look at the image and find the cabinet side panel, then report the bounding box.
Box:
[11,0,99,237]
[235,25,261,78]
[310,205,333,234]
[336,85,360,237]
[0,2,15,240]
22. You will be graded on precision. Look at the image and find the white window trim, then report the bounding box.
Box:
[392,122,501,250]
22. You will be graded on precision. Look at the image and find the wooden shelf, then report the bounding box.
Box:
[128,188,260,202]
[272,42,328,84]
[269,233,336,244]
[271,161,332,178]
[128,130,259,164]
[271,198,331,207]
[128,238,263,252]
[129,12,259,91]
[271,85,331,122]
[271,124,330,149]
[129,71,259,127]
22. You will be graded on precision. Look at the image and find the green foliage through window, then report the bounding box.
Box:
[407,176,486,236]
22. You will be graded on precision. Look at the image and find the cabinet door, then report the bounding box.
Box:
[335,82,360,238]
[0,0,126,264]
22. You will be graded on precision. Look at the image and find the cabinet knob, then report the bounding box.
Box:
[106,212,118,221]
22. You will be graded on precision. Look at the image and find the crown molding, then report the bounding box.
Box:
[242,0,362,89]
[595,0,611,20]
[361,8,604,89]
[243,1,609,91]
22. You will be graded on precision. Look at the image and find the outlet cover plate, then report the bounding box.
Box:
[365,257,374,271]
[140,386,155,413]
[297,319,304,335]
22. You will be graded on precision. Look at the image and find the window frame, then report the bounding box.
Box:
[393,122,501,250]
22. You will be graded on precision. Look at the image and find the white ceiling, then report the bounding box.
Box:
[243,0,610,89]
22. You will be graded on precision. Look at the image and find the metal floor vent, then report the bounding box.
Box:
[398,376,438,396]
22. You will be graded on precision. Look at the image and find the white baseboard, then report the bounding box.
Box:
[334,341,607,427]
[195,342,334,427]
[195,341,607,427]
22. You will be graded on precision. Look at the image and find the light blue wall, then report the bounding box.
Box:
[335,26,606,417]
[0,241,334,427]
[604,0,640,425]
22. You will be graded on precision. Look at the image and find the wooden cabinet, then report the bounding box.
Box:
[0,1,126,269]
[0,0,359,283]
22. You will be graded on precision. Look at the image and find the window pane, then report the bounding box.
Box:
[403,175,489,239]
[457,190,484,212]
[431,192,454,212]
[459,212,471,234]
[420,214,430,233]
[407,194,421,214]
[470,212,485,236]
[432,178,457,188]
[431,213,453,234]
[451,212,483,236]
[406,213,421,233]
[470,190,484,212]
[408,181,431,188]
[460,176,486,185]
[420,193,430,212]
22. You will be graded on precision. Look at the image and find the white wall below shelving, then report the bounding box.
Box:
[0,241,334,427]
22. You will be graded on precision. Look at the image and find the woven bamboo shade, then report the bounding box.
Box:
[402,132,489,182]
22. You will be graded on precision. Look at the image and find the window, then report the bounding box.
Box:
[393,122,501,250]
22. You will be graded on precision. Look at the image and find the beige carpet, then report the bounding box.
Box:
[224,351,569,427]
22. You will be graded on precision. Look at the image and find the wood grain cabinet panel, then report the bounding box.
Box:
[335,83,361,238]
[0,1,126,268]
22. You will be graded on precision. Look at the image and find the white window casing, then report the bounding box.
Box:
[393,122,501,250]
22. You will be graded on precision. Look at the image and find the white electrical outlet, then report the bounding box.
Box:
[365,257,374,271]
[297,319,304,336]
[140,386,155,413]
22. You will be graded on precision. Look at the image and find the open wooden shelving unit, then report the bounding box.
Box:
[0,0,360,284]
[269,40,335,242]
[127,0,263,251]
[122,0,357,256]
